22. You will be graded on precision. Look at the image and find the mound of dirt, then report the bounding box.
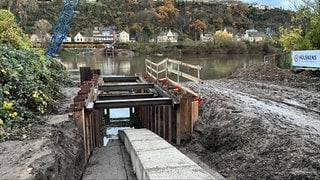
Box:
[184,64,320,179]
[229,64,320,91]
[0,87,85,179]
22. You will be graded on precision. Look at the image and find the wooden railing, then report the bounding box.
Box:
[145,58,202,96]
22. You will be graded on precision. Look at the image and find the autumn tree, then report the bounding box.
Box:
[154,0,179,28]
[189,19,206,40]
[215,29,233,47]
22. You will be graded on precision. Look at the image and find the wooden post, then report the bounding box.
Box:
[154,106,157,133]
[176,105,181,145]
[82,108,88,162]
[157,106,161,136]
[168,105,172,142]
[163,106,167,140]
[80,67,92,84]
[94,109,104,147]
[179,97,192,141]
[191,101,199,135]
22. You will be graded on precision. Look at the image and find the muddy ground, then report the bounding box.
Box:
[1,64,319,180]
[184,64,320,179]
[0,87,85,179]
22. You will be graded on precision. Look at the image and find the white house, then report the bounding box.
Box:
[242,29,264,42]
[93,27,116,43]
[74,32,84,42]
[118,31,130,43]
[200,32,214,42]
[157,29,178,43]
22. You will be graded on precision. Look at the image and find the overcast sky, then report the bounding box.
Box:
[241,0,301,10]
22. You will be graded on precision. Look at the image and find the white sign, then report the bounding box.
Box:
[292,50,320,68]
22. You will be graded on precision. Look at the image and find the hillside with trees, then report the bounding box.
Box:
[0,0,294,42]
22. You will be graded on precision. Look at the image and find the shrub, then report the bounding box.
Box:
[0,45,71,135]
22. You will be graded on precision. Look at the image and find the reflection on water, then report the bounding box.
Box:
[60,52,264,80]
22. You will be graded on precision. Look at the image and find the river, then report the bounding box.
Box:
[61,52,264,80]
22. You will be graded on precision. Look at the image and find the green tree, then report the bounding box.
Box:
[0,9,30,49]
[280,0,320,50]
[278,26,312,52]
[142,25,153,42]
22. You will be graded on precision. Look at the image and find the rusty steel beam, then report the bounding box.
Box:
[98,83,154,91]
[103,76,139,82]
[94,97,172,108]
[98,93,155,100]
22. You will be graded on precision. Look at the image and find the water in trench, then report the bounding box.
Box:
[103,108,141,146]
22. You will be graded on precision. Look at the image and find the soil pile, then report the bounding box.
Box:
[0,88,85,179]
[185,64,320,179]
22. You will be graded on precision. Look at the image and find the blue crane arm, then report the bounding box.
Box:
[45,0,79,57]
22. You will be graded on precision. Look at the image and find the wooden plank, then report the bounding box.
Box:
[176,105,181,145]
[168,59,200,69]
[168,68,199,82]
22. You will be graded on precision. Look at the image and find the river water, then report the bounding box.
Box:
[61,52,264,80]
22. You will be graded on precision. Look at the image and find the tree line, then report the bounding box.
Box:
[1,0,319,52]
[0,0,294,41]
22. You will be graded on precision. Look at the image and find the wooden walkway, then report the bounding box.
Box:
[82,139,136,180]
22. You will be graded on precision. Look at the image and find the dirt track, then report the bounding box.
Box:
[0,88,85,179]
[185,64,320,179]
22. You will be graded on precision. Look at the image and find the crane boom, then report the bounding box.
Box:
[45,0,79,57]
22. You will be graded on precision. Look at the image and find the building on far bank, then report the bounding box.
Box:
[74,32,84,42]
[93,27,116,44]
[157,29,178,43]
[242,29,264,42]
[200,32,214,42]
[118,31,130,43]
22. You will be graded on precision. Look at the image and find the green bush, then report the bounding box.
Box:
[0,45,71,135]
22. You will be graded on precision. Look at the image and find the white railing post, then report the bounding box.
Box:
[156,64,159,79]
[177,61,181,83]
[197,65,201,96]
[165,58,168,78]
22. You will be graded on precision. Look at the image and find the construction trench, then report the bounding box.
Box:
[69,63,223,179]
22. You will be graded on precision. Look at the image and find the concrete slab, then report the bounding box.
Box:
[119,128,225,180]
[146,165,217,179]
